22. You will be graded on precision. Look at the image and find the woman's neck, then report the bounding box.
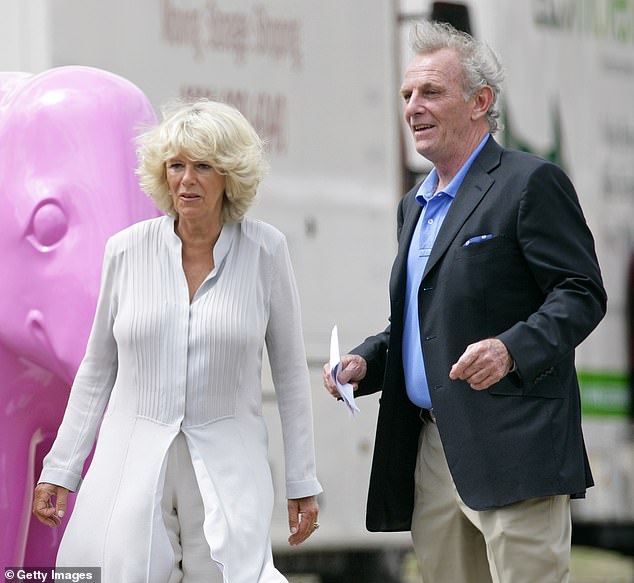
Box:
[175,215,222,249]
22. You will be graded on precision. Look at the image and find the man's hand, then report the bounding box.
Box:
[449,338,514,390]
[33,482,69,527]
[322,354,367,398]
[287,495,319,546]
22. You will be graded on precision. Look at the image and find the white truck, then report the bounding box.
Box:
[3,0,632,579]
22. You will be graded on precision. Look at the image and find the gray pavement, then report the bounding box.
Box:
[285,546,634,583]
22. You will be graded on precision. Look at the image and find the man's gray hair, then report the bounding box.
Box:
[411,20,504,133]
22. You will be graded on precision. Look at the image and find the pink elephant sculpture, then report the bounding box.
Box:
[0,66,159,569]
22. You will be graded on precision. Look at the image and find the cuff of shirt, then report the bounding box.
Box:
[38,467,83,493]
[286,477,323,500]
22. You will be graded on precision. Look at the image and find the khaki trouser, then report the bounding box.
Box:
[411,418,571,583]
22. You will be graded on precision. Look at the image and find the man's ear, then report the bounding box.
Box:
[471,85,494,122]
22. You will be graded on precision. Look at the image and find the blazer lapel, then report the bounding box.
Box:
[399,197,423,255]
[390,191,423,309]
[422,137,503,280]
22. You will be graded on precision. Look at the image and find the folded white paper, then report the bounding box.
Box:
[329,325,360,416]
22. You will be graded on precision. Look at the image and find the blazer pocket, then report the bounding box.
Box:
[454,234,511,258]
[489,368,565,399]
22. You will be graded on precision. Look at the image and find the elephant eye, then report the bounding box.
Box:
[26,200,69,250]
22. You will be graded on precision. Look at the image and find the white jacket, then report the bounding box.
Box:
[40,215,322,582]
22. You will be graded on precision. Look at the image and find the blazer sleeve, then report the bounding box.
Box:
[496,162,607,382]
[39,238,120,491]
[265,235,323,500]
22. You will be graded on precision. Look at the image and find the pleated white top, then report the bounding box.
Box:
[40,215,322,583]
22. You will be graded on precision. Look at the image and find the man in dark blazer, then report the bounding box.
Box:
[324,20,606,583]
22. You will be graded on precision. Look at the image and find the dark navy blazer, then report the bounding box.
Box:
[352,137,607,532]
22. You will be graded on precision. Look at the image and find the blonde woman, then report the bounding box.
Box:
[34,100,321,583]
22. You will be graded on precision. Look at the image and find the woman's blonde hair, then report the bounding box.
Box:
[136,99,267,222]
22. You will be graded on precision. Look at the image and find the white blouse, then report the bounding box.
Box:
[40,215,322,583]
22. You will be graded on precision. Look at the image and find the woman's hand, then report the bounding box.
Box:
[33,483,69,527]
[287,495,319,546]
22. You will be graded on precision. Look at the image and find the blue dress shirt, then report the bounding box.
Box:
[403,135,490,409]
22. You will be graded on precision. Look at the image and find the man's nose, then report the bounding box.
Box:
[404,94,422,117]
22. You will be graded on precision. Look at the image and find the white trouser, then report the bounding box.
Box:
[149,432,223,583]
